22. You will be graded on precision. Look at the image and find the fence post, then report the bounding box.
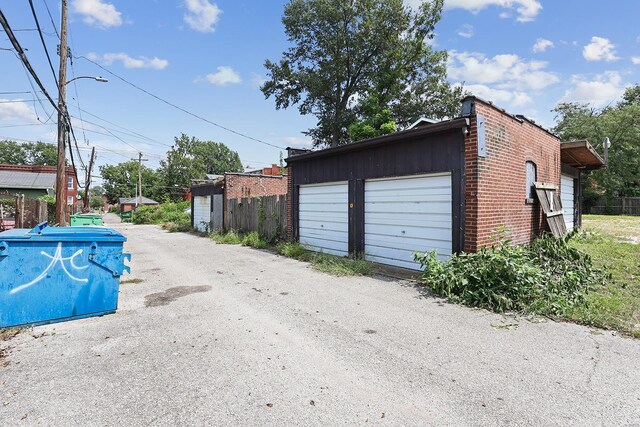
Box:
[15,194,25,228]
[36,199,47,223]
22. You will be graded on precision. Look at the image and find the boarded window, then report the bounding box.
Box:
[525,161,536,199]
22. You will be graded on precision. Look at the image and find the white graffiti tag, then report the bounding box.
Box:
[10,242,89,294]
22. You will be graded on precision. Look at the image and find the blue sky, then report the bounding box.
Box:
[1,0,639,181]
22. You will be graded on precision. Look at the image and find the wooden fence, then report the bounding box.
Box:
[15,194,49,228]
[589,197,640,215]
[225,195,287,240]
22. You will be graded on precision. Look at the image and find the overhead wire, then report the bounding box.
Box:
[27,0,58,86]
[41,0,60,39]
[78,55,287,150]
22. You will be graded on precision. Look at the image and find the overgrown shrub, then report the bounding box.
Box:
[241,231,268,249]
[162,221,192,233]
[132,202,190,226]
[415,233,608,315]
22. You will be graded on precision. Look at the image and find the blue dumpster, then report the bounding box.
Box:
[0,222,131,327]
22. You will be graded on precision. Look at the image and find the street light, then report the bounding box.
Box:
[55,73,108,226]
[65,76,108,85]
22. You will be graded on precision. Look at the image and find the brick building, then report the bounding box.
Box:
[0,164,78,204]
[285,96,604,270]
[190,170,288,232]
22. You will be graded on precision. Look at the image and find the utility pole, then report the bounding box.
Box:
[55,0,68,226]
[83,146,95,211]
[132,152,148,208]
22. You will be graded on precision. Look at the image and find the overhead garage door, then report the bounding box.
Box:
[299,182,349,257]
[561,175,575,231]
[364,173,452,270]
[193,195,211,232]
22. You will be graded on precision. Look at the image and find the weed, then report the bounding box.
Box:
[210,230,242,244]
[311,253,374,276]
[276,242,311,260]
[242,231,269,249]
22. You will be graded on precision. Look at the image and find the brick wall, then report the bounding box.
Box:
[224,173,288,201]
[463,98,561,251]
[0,164,78,202]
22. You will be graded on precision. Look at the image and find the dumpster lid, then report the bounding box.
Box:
[0,222,126,242]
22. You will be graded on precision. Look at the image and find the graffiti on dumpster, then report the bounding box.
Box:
[10,242,89,294]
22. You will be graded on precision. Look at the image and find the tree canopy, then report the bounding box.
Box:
[552,84,640,199]
[157,133,243,201]
[261,0,462,147]
[0,140,58,165]
[99,161,162,204]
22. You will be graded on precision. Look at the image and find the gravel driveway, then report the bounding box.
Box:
[2,214,639,426]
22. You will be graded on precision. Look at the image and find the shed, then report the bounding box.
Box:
[118,196,159,213]
[190,172,288,233]
[285,96,604,270]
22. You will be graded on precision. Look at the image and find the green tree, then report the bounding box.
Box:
[0,140,28,164]
[0,140,59,165]
[552,84,640,198]
[99,161,162,204]
[158,133,242,201]
[261,0,461,147]
[347,94,397,141]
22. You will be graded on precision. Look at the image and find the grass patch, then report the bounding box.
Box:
[162,221,192,233]
[210,230,242,244]
[311,253,374,276]
[241,231,269,249]
[276,242,373,276]
[567,218,640,337]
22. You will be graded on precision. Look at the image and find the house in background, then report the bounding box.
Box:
[190,169,288,233]
[285,96,605,270]
[119,196,159,212]
[0,164,78,204]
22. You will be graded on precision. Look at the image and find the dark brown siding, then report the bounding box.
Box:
[288,128,466,254]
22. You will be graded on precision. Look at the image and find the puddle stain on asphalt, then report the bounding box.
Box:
[144,286,212,307]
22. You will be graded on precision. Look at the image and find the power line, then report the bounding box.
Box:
[0,10,59,113]
[78,55,286,150]
[41,0,60,39]
[28,0,58,86]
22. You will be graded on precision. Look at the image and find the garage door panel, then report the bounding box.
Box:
[364,173,452,270]
[365,223,452,242]
[193,195,211,232]
[366,212,451,225]
[299,182,349,257]
[299,237,348,256]
[561,175,575,232]
[365,201,451,214]
[367,174,451,189]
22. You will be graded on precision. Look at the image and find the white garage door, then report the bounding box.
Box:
[365,173,452,270]
[193,195,211,232]
[299,182,349,257]
[561,175,575,231]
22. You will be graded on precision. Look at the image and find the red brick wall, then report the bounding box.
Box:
[224,174,288,201]
[0,164,78,201]
[464,99,561,251]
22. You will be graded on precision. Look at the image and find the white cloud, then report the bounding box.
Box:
[448,50,559,90]
[631,56,640,65]
[464,84,533,106]
[443,0,542,22]
[72,0,122,28]
[0,99,38,122]
[88,52,169,69]
[282,136,313,149]
[583,36,619,62]
[183,0,222,33]
[532,38,553,53]
[456,24,474,38]
[561,71,626,107]
[205,66,241,86]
